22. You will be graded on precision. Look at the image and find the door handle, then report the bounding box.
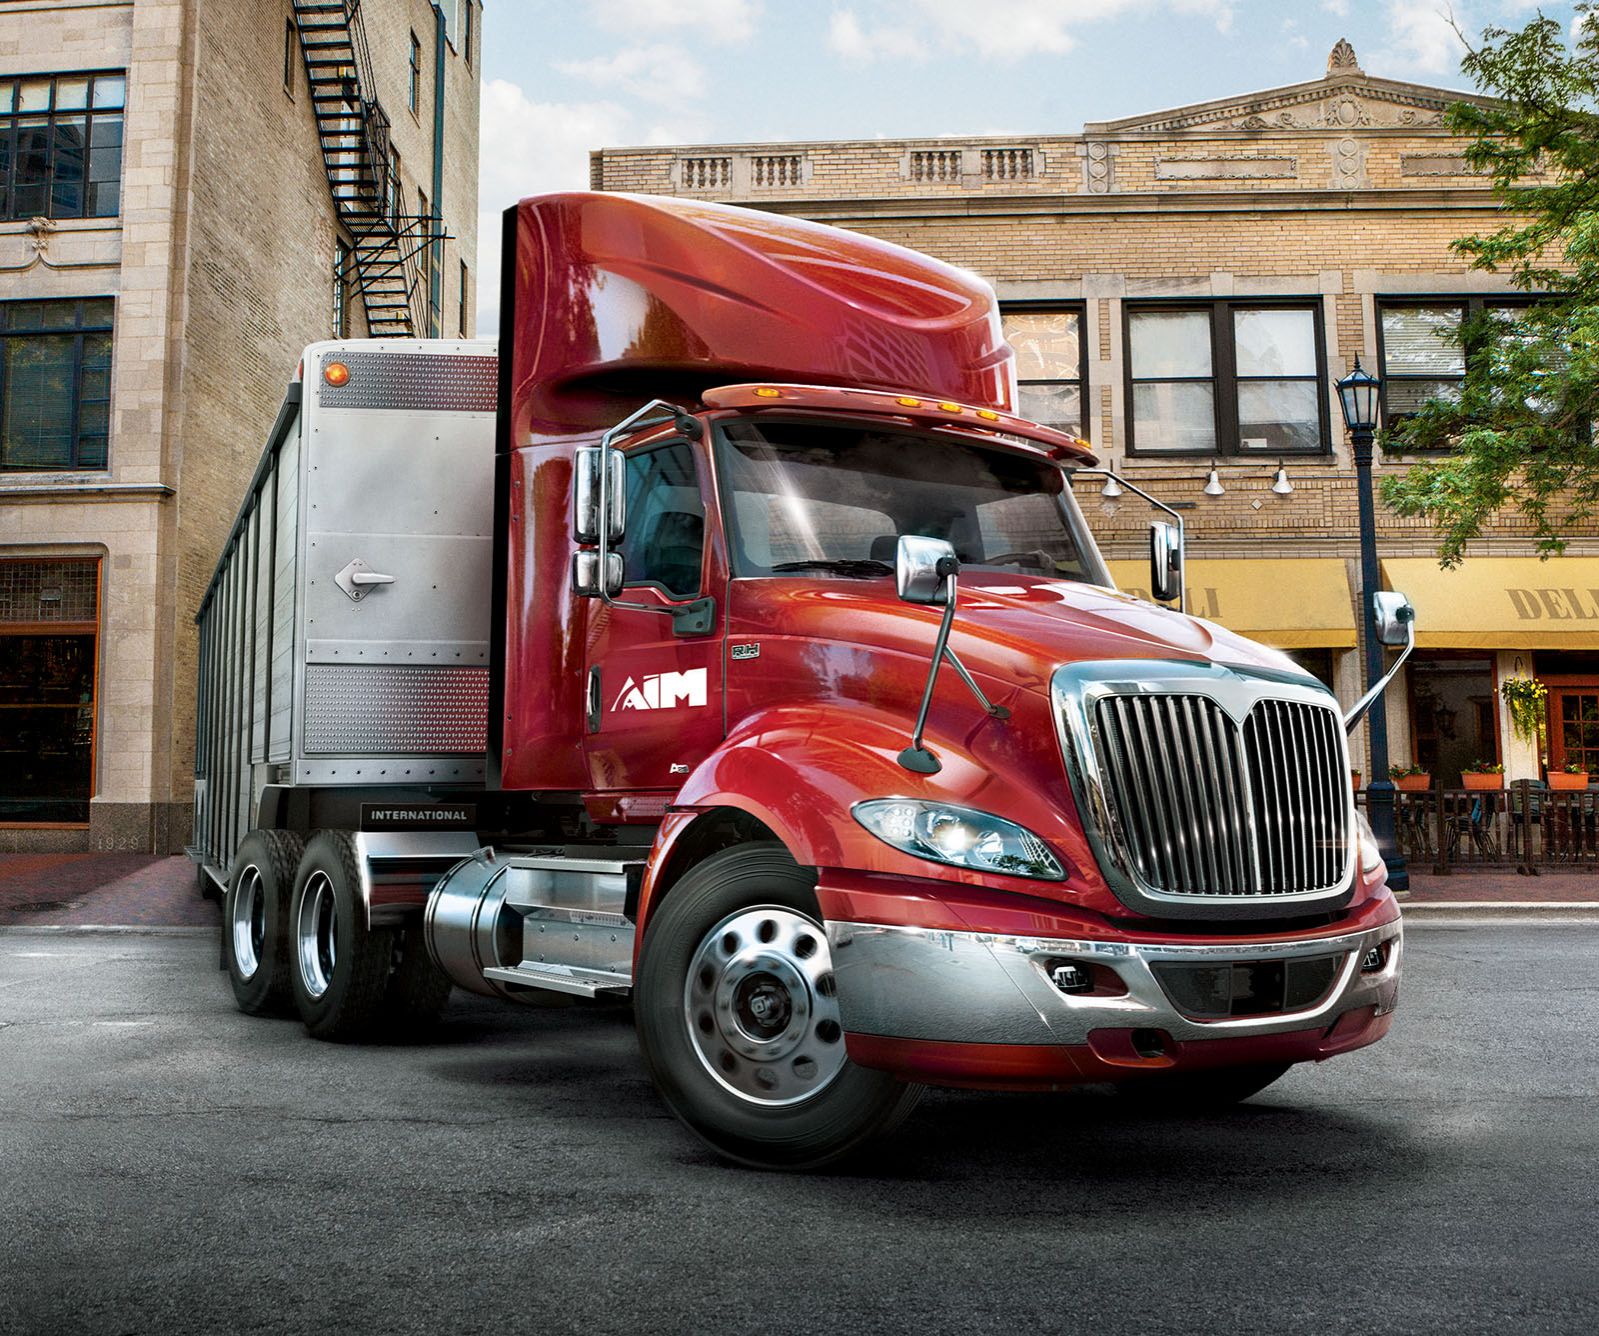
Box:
[587,666,602,734]
[334,557,396,602]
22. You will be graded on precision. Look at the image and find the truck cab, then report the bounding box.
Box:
[195,192,1405,1169]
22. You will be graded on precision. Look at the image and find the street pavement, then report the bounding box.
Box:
[1,923,1595,1336]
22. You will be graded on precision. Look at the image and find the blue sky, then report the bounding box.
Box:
[474,0,1577,330]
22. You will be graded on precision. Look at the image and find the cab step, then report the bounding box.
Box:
[481,962,631,999]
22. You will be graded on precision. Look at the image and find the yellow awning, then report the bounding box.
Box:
[1105,558,1355,649]
[1383,556,1599,649]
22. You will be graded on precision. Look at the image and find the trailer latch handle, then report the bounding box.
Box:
[334,557,397,602]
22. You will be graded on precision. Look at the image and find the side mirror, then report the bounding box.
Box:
[1374,590,1416,646]
[571,550,623,598]
[574,447,625,544]
[896,535,958,606]
[1149,521,1183,605]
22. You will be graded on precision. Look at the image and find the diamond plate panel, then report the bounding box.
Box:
[303,664,488,755]
[318,351,497,412]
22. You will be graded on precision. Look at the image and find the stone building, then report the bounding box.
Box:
[592,41,1599,791]
[0,0,482,852]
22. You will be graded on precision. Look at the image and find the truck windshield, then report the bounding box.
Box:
[717,419,1110,584]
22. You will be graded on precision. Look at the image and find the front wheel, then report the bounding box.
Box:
[635,842,923,1169]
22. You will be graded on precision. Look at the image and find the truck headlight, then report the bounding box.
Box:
[1354,810,1384,878]
[852,799,1064,880]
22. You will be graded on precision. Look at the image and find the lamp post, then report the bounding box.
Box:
[1336,358,1408,891]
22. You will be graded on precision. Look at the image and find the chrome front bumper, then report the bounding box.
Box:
[824,917,1402,1047]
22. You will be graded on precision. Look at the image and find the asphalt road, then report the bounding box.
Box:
[1,922,1595,1336]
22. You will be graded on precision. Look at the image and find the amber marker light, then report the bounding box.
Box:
[323,362,351,388]
[976,409,1000,421]
[896,396,921,407]
[938,401,963,413]
[754,386,782,398]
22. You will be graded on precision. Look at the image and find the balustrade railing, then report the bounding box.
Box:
[1355,780,1599,873]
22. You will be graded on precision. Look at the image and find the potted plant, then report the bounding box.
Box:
[1549,761,1591,791]
[1500,675,1548,747]
[1461,760,1505,791]
[1390,762,1432,792]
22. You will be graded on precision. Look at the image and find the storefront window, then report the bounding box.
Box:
[1409,657,1497,788]
[0,558,98,824]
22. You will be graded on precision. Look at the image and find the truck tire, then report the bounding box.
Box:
[223,830,304,1016]
[384,923,453,1030]
[288,831,398,1042]
[635,842,924,1169]
[1116,1062,1293,1110]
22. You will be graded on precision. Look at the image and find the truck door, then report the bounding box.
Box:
[584,438,725,794]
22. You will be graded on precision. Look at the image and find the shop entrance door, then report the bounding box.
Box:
[1550,689,1599,775]
[0,559,99,825]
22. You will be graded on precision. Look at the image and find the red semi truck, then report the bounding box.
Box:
[192,192,1411,1167]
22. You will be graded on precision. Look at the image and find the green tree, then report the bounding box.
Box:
[1380,8,1599,564]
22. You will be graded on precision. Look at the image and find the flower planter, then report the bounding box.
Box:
[1461,772,1503,791]
[1548,771,1591,791]
[1394,773,1432,792]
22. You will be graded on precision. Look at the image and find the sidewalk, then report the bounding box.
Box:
[1,851,1593,930]
[0,853,217,928]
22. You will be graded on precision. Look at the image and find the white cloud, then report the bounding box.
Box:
[585,0,761,45]
[829,0,1236,63]
[1323,0,1350,16]
[1374,1,1467,77]
[556,44,706,104]
[473,80,632,335]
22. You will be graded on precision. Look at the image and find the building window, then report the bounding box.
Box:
[333,239,349,338]
[1002,306,1085,436]
[408,31,421,114]
[284,19,296,97]
[387,146,400,223]
[464,2,474,67]
[1126,301,1327,455]
[1,299,114,472]
[458,260,469,337]
[417,188,430,294]
[1377,298,1534,431]
[0,557,100,825]
[0,71,125,221]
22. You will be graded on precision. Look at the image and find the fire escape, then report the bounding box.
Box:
[292,1,443,338]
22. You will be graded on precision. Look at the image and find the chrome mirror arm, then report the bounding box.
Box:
[1344,614,1415,733]
[1074,468,1186,613]
[899,568,1011,776]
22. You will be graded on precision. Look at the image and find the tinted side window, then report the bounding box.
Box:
[621,442,704,597]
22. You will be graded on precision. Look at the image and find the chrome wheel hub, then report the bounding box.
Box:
[296,870,338,1000]
[684,906,846,1106]
[231,864,265,981]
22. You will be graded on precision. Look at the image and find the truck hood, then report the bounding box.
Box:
[728,574,1309,689]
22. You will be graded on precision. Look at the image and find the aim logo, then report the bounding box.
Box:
[612,668,708,712]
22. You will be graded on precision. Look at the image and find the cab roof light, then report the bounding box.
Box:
[754,387,782,398]
[896,396,921,407]
[938,401,963,413]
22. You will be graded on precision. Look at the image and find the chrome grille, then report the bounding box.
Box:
[1090,693,1348,898]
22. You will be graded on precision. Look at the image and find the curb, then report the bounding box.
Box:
[0,925,216,937]
[1401,901,1599,921]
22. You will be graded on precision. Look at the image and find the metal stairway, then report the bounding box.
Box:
[292,0,441,338]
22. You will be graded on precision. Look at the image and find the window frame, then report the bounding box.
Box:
[332,238,349,339]
[0,297,116,474]
[458,259,469,338]
[617,438,707,599]
[284,19,296,98]
[1375,295,1540,448]
[1000,300,1089,438]
[408,30,421,116]
[0,70,127,222]
[1123,297,1331,458]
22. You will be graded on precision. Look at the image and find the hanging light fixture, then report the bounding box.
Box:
[1100,474,1124,498]
[1271,462,1294,496]
[1203,466,1225,497]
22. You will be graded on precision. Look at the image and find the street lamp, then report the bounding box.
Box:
[1336,357,1408,891]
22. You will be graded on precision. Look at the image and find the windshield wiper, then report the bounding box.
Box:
[770,559,893,579]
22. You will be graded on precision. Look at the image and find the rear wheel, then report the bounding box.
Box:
[635,842,923,1169]
[1116,1062,1292,1110]
[222,830,304,1016]
[288,831,398,1042]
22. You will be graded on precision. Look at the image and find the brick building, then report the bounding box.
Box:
[592,40,1599,791]
[0,0,481,852]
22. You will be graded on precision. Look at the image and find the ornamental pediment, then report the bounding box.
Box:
[1085,42,1495,136]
